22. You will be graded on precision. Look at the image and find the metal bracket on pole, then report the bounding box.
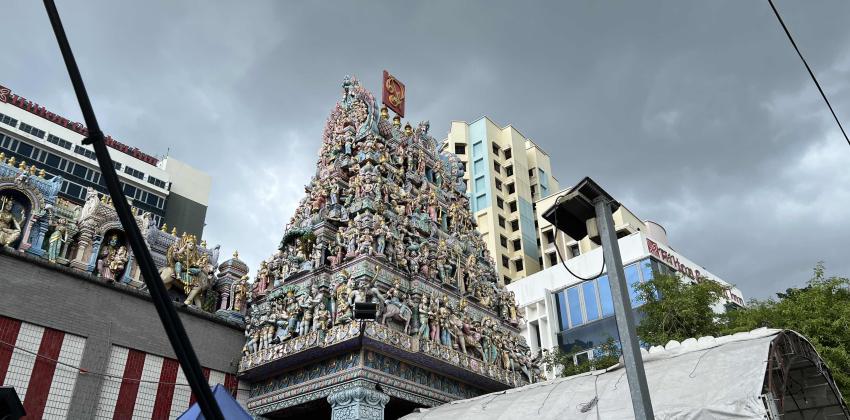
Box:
[594,197,655,420]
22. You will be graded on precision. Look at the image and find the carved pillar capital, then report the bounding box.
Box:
[327,385,390,420]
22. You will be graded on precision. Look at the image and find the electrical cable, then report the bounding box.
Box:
[767,0,850,147]
[551,194,606,281]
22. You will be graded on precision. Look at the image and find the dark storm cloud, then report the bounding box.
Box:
[4,1,849,298]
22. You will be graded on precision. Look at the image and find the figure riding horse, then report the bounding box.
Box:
[159,235,213,307]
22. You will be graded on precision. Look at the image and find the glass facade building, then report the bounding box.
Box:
[552,257,676,353]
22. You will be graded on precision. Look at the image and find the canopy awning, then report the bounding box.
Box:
[401,328,848,420]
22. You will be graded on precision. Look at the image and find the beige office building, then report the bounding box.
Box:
[443,117,560,284]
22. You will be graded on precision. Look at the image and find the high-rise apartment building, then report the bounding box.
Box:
[443,117,560,284]
[0,83,211,236]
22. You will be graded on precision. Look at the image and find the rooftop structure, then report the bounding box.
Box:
[0,84,211,237]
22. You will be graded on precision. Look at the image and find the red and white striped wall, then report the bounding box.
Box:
[93,345,247,420]
[0,316,86,419]
[0,315,249,419]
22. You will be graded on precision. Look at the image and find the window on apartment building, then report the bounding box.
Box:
[124,165,145,180]
[536,237,541,247]
[496,197,504,209]
[16,142,33,158]
[498,215,506,228]
[504,148,512,160]
[47,134,72,150]
[507,183,515,195]
[548,252,558,266]
[502,255,509,269]
[148,176,167,189]
[112,161,123,171]
[492,143,500,155]
[500,235,508,248]
[505,165,513,177]
[504,275,512,285]
[569,244,580,258]
[544,229,555,244]
[538,256,543,267]
[512,238,521,252]
[455,144,466,155]
[495,179,502,191]
[514,258,524,272]
[530,185,537,197]
[509,200,517,213]
[510,219,519,232]
[18,122,45,139]
[493,161,500,174]
[528,168,535,177]
[73,145,96,160]
[0,113,18,128]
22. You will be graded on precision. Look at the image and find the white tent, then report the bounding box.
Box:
[401,328,848,420]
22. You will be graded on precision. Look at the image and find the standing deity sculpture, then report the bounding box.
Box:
[233,275,249,312]
[47,218,68,262]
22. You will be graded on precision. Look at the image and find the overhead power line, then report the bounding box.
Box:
[767,0,850,147]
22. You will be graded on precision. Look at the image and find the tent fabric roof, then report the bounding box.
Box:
[401,328,783,420]
[177,384,252,420]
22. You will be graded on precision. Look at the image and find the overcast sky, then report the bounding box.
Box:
[5,1,849,299]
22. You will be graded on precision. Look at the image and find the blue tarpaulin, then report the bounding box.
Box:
[177,384,252,420]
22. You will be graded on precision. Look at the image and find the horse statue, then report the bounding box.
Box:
[382,301,412,334]
[380,281,411,333]
[159,235,214,307]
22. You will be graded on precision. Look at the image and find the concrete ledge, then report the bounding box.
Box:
[0,245,242,331]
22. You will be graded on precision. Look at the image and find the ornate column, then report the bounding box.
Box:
[70,229,93,271]
[25,215,49,257]
[122,252,135,284]
[86,237,102,272]
[327,386,390,420]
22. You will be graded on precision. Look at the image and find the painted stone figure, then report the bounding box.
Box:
[47,218,68,262]
[0,196,24,247]
[96,234,125,281]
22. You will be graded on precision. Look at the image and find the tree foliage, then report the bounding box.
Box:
[544,264,849,403]
[634,273,726,346]
[721,263,850,402]
[541,337,621,377]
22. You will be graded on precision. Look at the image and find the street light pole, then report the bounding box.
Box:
[594,197,654,420]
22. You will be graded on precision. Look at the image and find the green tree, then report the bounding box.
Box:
[722,263,850,401]
[541,337,621,377]
[635,273,726,346]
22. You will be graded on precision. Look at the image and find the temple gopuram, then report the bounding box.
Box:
[238,76,542,420]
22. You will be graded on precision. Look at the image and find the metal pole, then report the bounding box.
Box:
[593,197,654,420]
[41,1,224,419]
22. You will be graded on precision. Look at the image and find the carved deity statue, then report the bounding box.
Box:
[0,196,24,247]
[96,234,127,281]
[47,218,68,262]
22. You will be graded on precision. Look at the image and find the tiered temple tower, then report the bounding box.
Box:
[238,77,542,420]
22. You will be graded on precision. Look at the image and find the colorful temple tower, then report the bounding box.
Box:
[238,77,542,419]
